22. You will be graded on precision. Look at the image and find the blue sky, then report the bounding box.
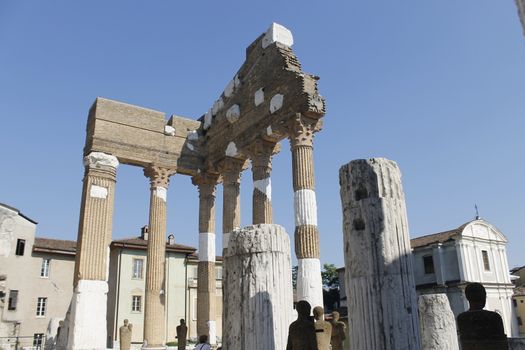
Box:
[1,1,524,268]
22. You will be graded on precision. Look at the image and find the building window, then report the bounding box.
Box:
[514,299,518,307]
[131,296,141,312]
[15,239,25,256]
[33,333,44,349]
[482,250,490,271]
[36,297,47,317]
[423,255,435,274]
[216,266,222,280]
[40,258,50,278]
[132,258,144,279]
[518,317,523,326]
[8,290,18,311]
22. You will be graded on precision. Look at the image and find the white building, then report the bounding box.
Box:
[411,218,519,337]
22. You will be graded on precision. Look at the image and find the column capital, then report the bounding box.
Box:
[144,165,176,188]
[247,139,280,168]
[288,113,323,149]
[192,172,220,187]
[217,157,246,183]
[83,152,119,169]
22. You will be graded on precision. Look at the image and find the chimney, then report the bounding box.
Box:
[141,225,149,241]
[168,234,175,245]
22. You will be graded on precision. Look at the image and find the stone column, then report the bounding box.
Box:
[191,173,220,345]
[288,114,323,309]
[418,294,459,350]
[339,158,421,350]
[249,140,280,225]
[223,224,293,350]
[220,157,245,253]
[143,165,175,349]
[68,151,118,350]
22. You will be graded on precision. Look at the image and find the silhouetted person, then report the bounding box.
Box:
[195,334,211,350]
[286,300,318,350]
[313,306,332,350]
[176,319,187,350]
[457,282,508,350]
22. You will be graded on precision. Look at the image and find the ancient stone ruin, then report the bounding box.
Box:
[339,158,421,350]
[66,23,325,349]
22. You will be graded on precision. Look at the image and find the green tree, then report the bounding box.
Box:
[321,263,339,289]
[292,265,298,289]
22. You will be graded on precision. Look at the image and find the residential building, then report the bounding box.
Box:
[107,227,223,347]
[511,265,525,336]
[0,203,75,349]
[410,218,518,337]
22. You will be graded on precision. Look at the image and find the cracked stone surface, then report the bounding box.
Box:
[418,294,459,350]
[223,224,293,350]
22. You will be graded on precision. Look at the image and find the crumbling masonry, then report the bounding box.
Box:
[67,23,325,349]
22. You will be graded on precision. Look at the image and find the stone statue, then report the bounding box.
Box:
[313,306,332,350]
[330,311,346,350]
[457,283,508,350]
[119,319,133,350]
[176,319,187,350]
[286,300,317,350]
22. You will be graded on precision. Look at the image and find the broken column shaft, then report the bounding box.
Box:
[223,224,293,350]
[143,165,175,349]
[339,158,421,350]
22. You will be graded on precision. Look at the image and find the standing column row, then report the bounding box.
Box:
[69,152,119,350]
[192,173,220,345]
[289,114,324,310]
[143,165,176,350]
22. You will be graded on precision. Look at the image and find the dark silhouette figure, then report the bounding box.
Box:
[195,334,211,350]
[456,282,508,350]
[176,319,187,350]
[286,300,318,350]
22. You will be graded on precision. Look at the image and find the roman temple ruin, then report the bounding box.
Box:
[66,23,325,349]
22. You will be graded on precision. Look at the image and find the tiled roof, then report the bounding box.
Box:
[187,252,223,262]
[410,222,470,249]
[33,237,77,255]
[111,237,196,254]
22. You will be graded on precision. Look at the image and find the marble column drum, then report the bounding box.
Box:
[68,151,119,350]
[289,114,323,310]
[143,165,175,349]
[192,173,220,344]
[339,158,421,350]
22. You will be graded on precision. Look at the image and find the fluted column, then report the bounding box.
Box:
[220,157,245,253]
[288,114,323,310]
[249,140,280,224]
[69,151,119,350]
[143,165,176,349]
[192,173,220,344]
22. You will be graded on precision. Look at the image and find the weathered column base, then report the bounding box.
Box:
[66,280,108,350]
[296,258,324,310]
[418,294,459,350]
[224,224,293,350]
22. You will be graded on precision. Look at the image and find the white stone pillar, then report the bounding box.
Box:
[418,294,459,350]
[223,224,293,350]
[339,158,421,350]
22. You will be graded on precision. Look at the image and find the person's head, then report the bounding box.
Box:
[296,300,312,319]
[313,306,324,321]
[198,334,208,344]
[180,319,185,325]
[123,319,129,326]
[332,311,340,322]
[465,282,486,310]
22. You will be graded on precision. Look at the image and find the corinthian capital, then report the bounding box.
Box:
[144,165,176,188]
[288,113,323,149]
[247,139,281,168]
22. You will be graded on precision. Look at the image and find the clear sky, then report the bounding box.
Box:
[1,1,524,269]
